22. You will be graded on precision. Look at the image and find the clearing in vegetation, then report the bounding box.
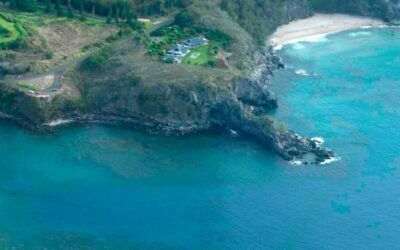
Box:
[17,74,54,91]
[148,24,230,64]
[1,9,120,70]
[182,44,217,67]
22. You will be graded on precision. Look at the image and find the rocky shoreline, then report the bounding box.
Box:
[237,45,335,164]
[0,41,336,165]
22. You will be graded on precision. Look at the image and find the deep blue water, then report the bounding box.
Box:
[0,27,399,249]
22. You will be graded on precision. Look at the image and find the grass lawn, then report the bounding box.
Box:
[0,10,106,46]
[83,17,105,26]
[0,16,21,44]
[144,21,154,30]
[42,15,105,26]
[182,44,217,67]
[144,16,168,30]
[13,8,106,27]
[17,82,41,91]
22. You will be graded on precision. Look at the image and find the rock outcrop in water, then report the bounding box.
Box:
[221,48,335,164]
[4,0,399,164]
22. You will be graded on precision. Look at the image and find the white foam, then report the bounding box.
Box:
[299,34,330,43]
[274,34,329,51]
[292,43,306,50]
[290,159,302,165]
[320,156,341,165]
[45,119,74,127]
[295,69,310,77]
[348,31,371,37]
[311,137,325,146]
[361,25,372,29]
[229,129,238,137]
[273,44,283,51]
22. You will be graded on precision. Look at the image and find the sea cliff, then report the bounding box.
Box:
[1,0,398,164]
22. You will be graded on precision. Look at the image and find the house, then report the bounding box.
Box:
[167,44,190,56]
[163,36,208,64]
[164,44,190,63]
[163,54,183,63]
[183,36,208,48]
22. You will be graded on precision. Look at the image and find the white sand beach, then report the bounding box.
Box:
[269,14,385,50]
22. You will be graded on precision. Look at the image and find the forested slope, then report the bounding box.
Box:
[6,0,399,45]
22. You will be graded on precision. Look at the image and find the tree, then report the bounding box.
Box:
[174,10,198,27]
[126,10,133,24]
[9,0,17,9]
[45,0,52,12]
[207,60,217,68]
[106,8,112,24]
[79,0,84,14]
[90,1,95,16]
[67,6,74,18]
[114,4,120,22]
[16,0,37,12]
[56,0,65,17]
[55,0,61,10]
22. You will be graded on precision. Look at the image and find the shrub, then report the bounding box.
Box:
[82,51,108,71]
[67,8,74,18]
[175,10,199,27]
[202,29,231,49]
[128,75,141,87]
[16,0,38,12]
[57,8,65,17]
[44,51,53,59]
[207,60,217,68]
[165,58,174,64]
[235,61,247,71]
[150,26,169,36]
[0,26,11,37]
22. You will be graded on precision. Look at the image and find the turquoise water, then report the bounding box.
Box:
[0,27,399,248]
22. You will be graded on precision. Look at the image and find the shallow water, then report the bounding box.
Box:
[0,27,399,248]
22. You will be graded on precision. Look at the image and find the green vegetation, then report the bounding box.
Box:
[81,50,108,71]
[147,25,196,58]
[143,21,154,30]
[182,44,217,67]
[0,16,21,44]
[148,24,230,61]
[0,11,81,51]
[15,0,38,12]
[198,29,230,49]
[143,16,168,30]
[0,8,122,56]
[220,0,311,45]
[310,0,395,21]
[17,81,40,91]
[219,0,397,44]
[0,13,28,50]
[5,0,188,19]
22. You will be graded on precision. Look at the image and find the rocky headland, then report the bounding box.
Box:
[1,0,399,165]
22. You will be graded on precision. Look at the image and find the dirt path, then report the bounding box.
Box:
[217,51,239,73]
[6,17,175,98]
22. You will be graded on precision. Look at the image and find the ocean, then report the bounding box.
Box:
[0,27,399,248]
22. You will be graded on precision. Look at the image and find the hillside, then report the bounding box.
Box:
[0,0,398,164]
